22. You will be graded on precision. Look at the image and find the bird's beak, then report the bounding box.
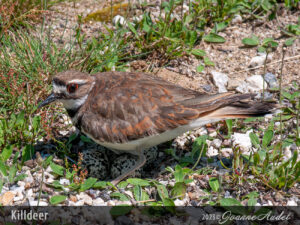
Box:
[38,93,57,109]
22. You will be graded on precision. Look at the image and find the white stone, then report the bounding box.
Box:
[287,200,297,206]
[232,130,253,153]
[17,181,25,187]
[29,200,48,206]
[246,75,267,92]
[220,148,233,157]
[236,75,267,93]
[211,71,228,93]
[112,15,126,26]
[26,189,33,197]
[59,178,70,186]
[24,171,34,183]
[212,139,222,149]
[249,54,272,68]
[174,199,185,206]
[209,131,217,138]
[207,146,218,157]
[231,14,242,24]
[107,200,115,206]
[93,198,105,206]
[74,200,85,206]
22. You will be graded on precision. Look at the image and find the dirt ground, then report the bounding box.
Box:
[39,0,300,93]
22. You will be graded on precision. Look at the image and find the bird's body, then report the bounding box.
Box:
[39,70,276,184]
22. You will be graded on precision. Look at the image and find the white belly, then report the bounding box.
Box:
[82,118,221,155]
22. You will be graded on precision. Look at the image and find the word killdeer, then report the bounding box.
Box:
[39,70,276,184]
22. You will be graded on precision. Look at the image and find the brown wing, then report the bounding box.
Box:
[79,71,275,143]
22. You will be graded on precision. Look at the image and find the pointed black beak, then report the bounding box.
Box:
[38,93,57,109]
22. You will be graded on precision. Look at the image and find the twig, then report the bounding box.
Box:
[229,54,300,75]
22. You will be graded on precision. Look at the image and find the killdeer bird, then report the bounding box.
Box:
[39,70,276,184]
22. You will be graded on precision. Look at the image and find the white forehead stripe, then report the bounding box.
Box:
[67,79,87,84]
[53,83,66,94]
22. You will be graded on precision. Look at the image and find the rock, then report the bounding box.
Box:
[211,71,228,93]
[26,189,34,198]
[262,91,273,100]
[264,73,278,88]
[249,53,272,68]
[93,198,106,206]
[202,85,212,92]
[24,170,34,183]
[174,199,185,206]
[232,130,253,154]
[17,181,25,187]
[207,146,218,157]
[227,79,243,90]
[231,14,242,24]
[29,200,48,206]
[236,75,267,93]
[59,178,70,186]
[209,131,217,138]
[220,148,233,157]
[69,195,77,203]
[113,15,126,26]
[0,191,15,206]
[212,139,222,149]
[74,200,85,206]
[107,200,115,206]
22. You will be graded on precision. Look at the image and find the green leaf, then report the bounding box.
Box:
[209,177,219,192]
[127,178,150,186]
[50,162,65,176]
[203,33,226,43]
[196,65,205,72]
[14,174,27,182]
[8,165,17,183]
[242,35,259,46]
[249,132,260,148]
[93,181,108,189]
[118,181,128,189]
[213,21,228,33]
[191,49,206,57]
[258,46,266,53]
[262,130,273,148]
[220,198,242,206]
[226,119,233,137]
[110,205,133,216]
[32,115,41,132]
[50,195,67,205]
[0,160,7,176]
[0,179,3,193]
[80,135,93,143]
[171,182,186,199]
[80,177,97,191]
[253,152,260,166]
[156,184,169,199]
[204,57,215,66]
[1,145,13,162]
[127,22,140,40]
[110,192,129,201]
[162,198,175,207]
[284,37,296,46]
[174,164,184,183]
[22,145,35,162]
[133,185,142,201]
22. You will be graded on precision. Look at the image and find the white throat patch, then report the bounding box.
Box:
[60,95,88,110]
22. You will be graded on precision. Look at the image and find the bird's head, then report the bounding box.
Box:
[39,70,95,110]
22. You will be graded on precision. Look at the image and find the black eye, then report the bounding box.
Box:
[67,83,78,93]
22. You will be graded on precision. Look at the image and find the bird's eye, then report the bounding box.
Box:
[67,83,78,94]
